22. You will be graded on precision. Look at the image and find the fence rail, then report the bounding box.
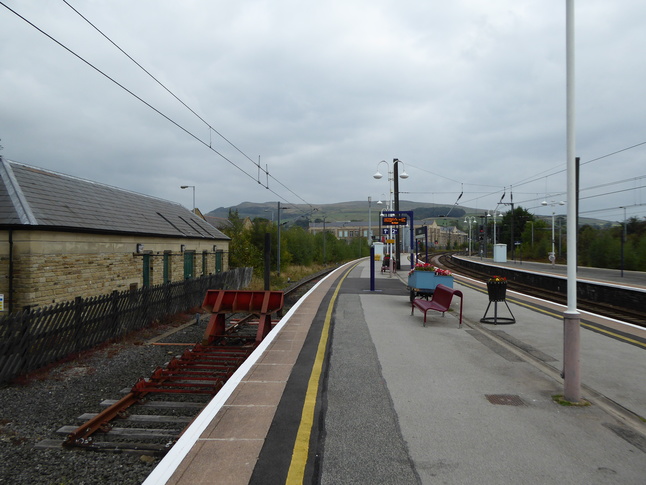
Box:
[0,267,252,384]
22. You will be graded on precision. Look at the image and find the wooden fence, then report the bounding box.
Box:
[0,267,252,384]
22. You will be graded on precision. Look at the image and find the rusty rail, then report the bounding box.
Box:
[63,290,283,451]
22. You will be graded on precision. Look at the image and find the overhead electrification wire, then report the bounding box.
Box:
[532,177,646,204]
[580,184,646,201]
[581,141,646,166]
[63,0,329,212]
[60,0,261,169]
[580,202,646,216]
[0,0,322,213]
[404,162,462,185]
[408,138,646,211]
[468,141,646,215]
[7,2,646,218]
[61,0,317,212]
[61,0,319,212]
[510,141,646,192]
[2,1,316,216]
[1,3,255,179]
[408,140,645,212]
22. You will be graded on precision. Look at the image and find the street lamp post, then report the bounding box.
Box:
[376,197,392,273]
[464,216,476,256]
[619,206,626,277]
[491,212,501,245]
[322,216,327,266]
[264,203,286,275]
[542,200,565,265]
[277,201,285,276]
[486,212,492,250]
[377,194,386,245]
[374,158,408,270]
[180,185,195,213]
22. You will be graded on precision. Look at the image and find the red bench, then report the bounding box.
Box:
[411,284,464,327]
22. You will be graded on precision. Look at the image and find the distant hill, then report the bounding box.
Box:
[206,201,614,229]
[208,200,470,224]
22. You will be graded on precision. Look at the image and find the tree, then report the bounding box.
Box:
[222,210,263,273]
[519,218,549,260]
[292,218,310,229]
[588,232,620,268]
[222,211,372,274]
[635,234,646,270]
[627,216,646,239]
[284,226,314,266]
[499,206,533,255]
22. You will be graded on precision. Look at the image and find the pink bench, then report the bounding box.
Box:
[411,284,463,327]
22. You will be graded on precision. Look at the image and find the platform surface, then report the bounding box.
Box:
[147,258,646,485]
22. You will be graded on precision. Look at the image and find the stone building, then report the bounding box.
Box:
[308,219,466,250]
[0,157,229,313]
[416,219,466,250]
[308,221,377,241]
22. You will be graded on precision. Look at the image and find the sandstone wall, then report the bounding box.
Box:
[0,230,229,311]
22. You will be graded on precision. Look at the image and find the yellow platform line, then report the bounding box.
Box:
[285,262,358,484]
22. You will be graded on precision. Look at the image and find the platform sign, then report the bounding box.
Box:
[382,228,398,235]
[382,215,407,226]
[385,239,395,244]
[0,294,4,312]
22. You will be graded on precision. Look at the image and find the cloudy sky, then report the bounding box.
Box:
[1,0,645,222]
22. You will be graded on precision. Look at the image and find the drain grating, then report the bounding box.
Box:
[486,394,525,406]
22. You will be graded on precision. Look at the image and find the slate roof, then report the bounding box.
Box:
[0,157,229,240]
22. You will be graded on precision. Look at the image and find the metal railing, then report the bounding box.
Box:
[0,267,252,384]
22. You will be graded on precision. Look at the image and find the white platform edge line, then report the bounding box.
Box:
[142,265,348,485]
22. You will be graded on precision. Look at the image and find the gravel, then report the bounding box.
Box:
[0,281,316,485]
[0,312,210,485]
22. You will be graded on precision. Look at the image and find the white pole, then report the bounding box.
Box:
[277,201,281,276]
[467,220,472,256]
[493,215,496,246]
[564,0,581,403]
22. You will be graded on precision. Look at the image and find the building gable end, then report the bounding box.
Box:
[0,157,38,225]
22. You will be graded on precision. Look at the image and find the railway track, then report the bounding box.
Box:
[434,253,646,328]
[35,268,334,456]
